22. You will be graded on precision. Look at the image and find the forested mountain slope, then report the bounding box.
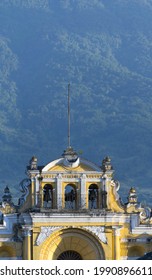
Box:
[0,0,152,204]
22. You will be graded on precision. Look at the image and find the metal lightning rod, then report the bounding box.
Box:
[68,83,71,148]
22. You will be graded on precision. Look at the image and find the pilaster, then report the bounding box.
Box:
[112,226,122,260]
[35,177,40,206]
[57,174,62,209]
[31,177,35,207]
[22,226,32,260]
[80,174,87,209]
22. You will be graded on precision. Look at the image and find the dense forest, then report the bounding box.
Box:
[0,0,152,204]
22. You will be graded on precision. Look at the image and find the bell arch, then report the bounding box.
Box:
[43,184,54,208]
[39,227,105,260]
[64,184,77,210]
[88,184,99,209]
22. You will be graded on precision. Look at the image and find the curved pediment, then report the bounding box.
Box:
[42,157,102,173]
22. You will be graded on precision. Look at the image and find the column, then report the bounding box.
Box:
[31,177,35,207]
[52,188,55,208]
[22,226,32,260]
[102,175,112,209]
[57,174,62,209]
[80,174,87,209]
[75,188,79,209]
[35,177,40,206]
[39,175,43,208]
[112,226,122,260]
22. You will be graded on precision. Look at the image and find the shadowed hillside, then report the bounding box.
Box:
[0,0,152,204]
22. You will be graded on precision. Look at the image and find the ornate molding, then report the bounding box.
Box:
[81,174,86,179]
[22,226,32,237]
[112,226,122,236]
[36,225,107,246]
[36,226,63,245]
[0,202,16,214]
[83,226,107,244]
[57,174,62,179]
[18,178,31,206]
[139,207,151,223]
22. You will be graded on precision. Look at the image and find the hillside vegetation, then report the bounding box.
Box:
[0,0,152,204]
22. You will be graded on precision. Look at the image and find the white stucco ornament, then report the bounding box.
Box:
[36,226,63,245]
[83,226,107,244]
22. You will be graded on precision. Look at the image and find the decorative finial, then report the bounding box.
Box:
[128,187,138,204]
[29,156,38,170]
[102,156,113,172]
[2,186,12,203]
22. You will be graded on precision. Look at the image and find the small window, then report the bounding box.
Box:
[57,250,82,260]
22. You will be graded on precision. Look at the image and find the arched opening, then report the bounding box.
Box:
[88,184,98,209]
[57,250,82,260]
[43,184,53,208]
[65,184,77,210]
[40,228,105,260]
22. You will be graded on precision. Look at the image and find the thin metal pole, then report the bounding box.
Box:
[68,83,71,148]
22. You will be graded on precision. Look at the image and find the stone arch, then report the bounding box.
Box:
[64,184,77,210]
[88,184,99,209]
[39,227,105,260]
[0,245,16,259]
[128,245,145,259]
[43,184,54,208]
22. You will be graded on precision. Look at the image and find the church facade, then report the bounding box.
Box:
[0,146,152,260]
